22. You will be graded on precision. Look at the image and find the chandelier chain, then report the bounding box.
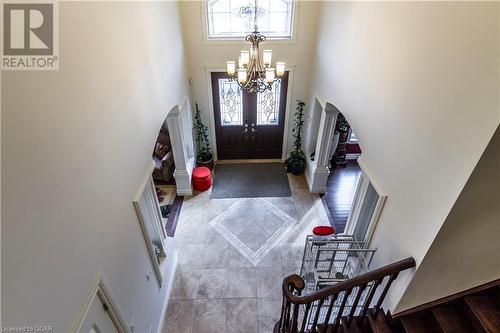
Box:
[254,0,258,32]
[226,0,284,93]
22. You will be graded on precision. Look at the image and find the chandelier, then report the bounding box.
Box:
[226,0,285,93]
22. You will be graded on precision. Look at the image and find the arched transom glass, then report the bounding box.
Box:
[206,0,294,40]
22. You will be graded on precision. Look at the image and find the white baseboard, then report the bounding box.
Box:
[313,195,330,223]
[175,189,192,196]
[157,249,178,333]
[309,186,327,193]
[346,153,361,160]
[174,168,193,196]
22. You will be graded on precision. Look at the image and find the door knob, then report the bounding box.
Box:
[250,123,259,133]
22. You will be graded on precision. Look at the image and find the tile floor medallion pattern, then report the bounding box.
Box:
[209,198,297,266]
[162,173,331,333]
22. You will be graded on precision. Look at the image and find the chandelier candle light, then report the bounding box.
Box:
[226,0,285,93]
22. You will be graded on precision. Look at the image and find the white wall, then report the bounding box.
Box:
[396,125,500,313]
[308,1,500,310]
[179,0,320,159]
[1,2,189,331]
[304,97,322,158]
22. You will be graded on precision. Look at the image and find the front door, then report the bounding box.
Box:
[212,72,288,160]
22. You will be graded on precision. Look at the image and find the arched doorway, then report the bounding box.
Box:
[322,112,362,233]
[329,112,362,168]
[149,101,195,236]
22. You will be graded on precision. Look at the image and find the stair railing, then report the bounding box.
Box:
[276,257,416,333]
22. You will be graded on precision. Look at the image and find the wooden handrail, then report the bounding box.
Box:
[282,257,416,304]
[277,257,416,333]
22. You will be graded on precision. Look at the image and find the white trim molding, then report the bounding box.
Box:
[281,66,295,160]
[346,153,361,160]
[205,66,223,161]
[156,249,178,333]
[70,272,129,333]
[344,155,388,247]
[133,170,171,287]
[357,155,387,197]
[305,102,339,193]
[166,105,194,196]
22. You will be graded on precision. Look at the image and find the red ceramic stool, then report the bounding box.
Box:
[192,166,212,191]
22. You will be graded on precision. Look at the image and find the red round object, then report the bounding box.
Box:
[193,167,212,191]
[194,178,212,191]
[313,226,335,236]
[193,166,211,180]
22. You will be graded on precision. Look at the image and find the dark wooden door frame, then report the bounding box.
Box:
[210,71,290,160]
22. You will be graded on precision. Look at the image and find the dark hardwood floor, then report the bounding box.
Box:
[321,160,361,233]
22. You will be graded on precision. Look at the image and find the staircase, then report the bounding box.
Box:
[391,279,500,333]
[274,259,500,333]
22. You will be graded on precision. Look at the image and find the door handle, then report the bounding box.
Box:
[241,121,249,134]
[250,123,259,133]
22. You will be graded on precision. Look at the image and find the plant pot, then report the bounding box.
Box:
[288,163,305,175]
[196,155,214,170]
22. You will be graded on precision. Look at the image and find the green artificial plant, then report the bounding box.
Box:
[286,100,306,173]
[336,113,350,133]
[193,103,213,163]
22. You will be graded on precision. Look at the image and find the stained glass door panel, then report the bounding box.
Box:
[212,72,251,159]
[257,80,281,125]
[251,72,288,159]
[211,72,288,159]
[218,79,243,126]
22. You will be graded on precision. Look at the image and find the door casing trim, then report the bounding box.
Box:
[344,155,388,249]
[205,66,295,161]
[70,271,129,333]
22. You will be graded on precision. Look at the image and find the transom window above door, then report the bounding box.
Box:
[206,0,295,40]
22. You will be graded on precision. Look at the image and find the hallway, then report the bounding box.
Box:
[321,161,362,233]
[162,173,330,333]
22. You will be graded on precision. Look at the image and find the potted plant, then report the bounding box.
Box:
[193,103,214,170]
[335,113,350,142]
[336,113,350,133]
[286,100,306,175]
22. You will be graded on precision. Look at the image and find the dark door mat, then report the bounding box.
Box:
[165,196,183,237]
[211,163,292,199]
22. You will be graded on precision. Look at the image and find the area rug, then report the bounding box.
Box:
[209,198,297,266]
[211,163,292,199]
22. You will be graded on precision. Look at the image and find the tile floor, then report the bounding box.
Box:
[162,173,330,333]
